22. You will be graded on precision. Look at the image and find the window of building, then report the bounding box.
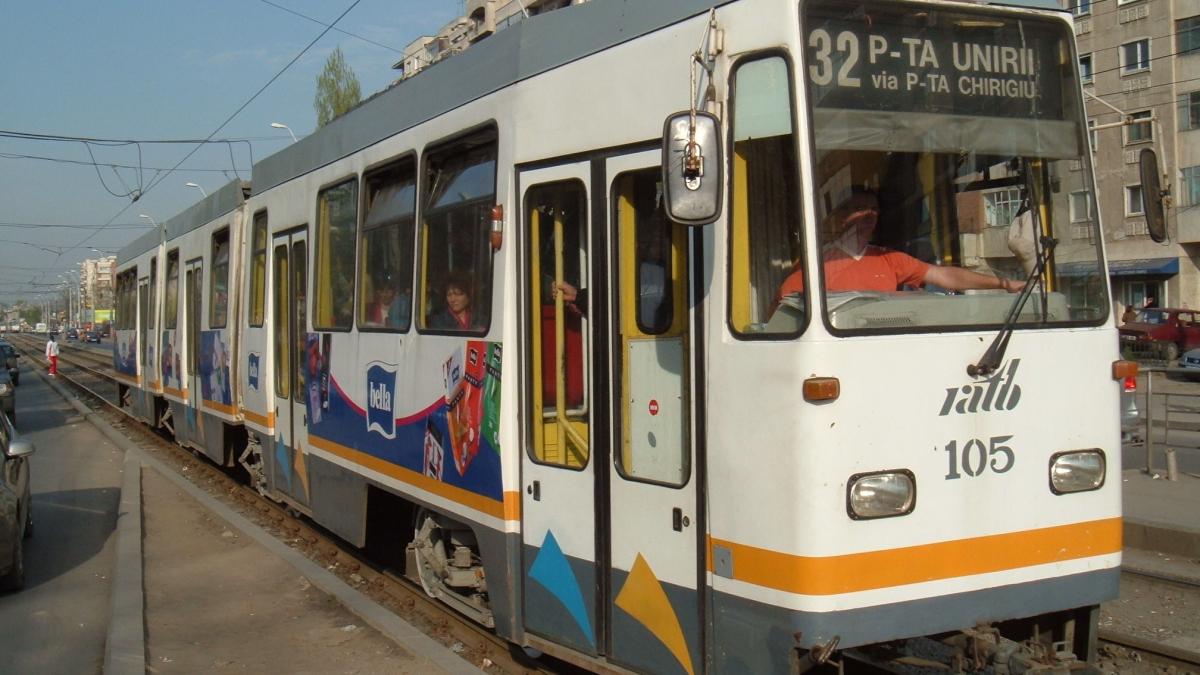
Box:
[1126,185,1145,216]
[727,54,805,337]
[1070,190,1093,222]
[314,178,358,330]
[984,187,1023,227]
[418,128,497,334]
[358,157,417,332]
[249,210,267,327]
[1071,0,1091,15]
[1178,92,1200,131]
[1125,110,1153,144]
[1179,17,1200,55]
[210,228,230,328]
[165,249,179,329]
[1079,53,1093,84]
[1121,39,1150,74]
[1182,166,1200,206]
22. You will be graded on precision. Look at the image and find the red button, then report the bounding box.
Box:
[649,399,659,416]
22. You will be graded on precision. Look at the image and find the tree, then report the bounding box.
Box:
[314,47,362,128]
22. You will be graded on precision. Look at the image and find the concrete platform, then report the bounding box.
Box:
[1121,469,1200,559]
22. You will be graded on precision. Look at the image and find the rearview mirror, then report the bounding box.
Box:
[5,438,35,459]
[662,111,722,226]
[1139,148,1168,243]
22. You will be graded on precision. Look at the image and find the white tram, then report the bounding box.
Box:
[116,0,1132,671]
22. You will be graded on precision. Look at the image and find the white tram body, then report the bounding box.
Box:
[116,0,1125,672]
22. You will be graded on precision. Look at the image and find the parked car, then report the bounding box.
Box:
[65,328,78,341]
[0,411,35,591]
[0,370,13,425]
[84,330,101,344]
[1119,307,1200,361]
[0,341,17,385]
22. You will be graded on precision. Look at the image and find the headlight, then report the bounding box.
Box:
[847,470,915,519]
[1050,450,1106,494]
[0,383,9,396]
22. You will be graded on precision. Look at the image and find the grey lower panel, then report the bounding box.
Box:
[521,542,597,655]
[711,568,1120,675]
[307,453,367,548]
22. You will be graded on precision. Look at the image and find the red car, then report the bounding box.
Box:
[1119,307,1200,360]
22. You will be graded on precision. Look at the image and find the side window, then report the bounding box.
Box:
[631,180,674,335]
[728,54,804,337]
[315,178,358,330]
[249,210,268,327]
[210,228,230,328]
[164,250,179,329]
[419,129,497,333]
[273,243,290,399]
[358,158,417,332]
[149,258,157,329]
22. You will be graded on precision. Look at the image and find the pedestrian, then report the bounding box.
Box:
[45,332,59,376]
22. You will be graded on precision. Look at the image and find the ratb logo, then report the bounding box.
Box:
[940,358,1022,416]
[366,362,398,439]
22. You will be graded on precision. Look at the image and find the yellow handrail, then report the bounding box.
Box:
[553,210,588,456]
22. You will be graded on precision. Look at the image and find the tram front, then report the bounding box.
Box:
[705,1,1123,672]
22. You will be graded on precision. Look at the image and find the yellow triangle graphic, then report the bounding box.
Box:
[614,553,695,675]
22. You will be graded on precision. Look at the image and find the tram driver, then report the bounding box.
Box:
[772,187,1025,313]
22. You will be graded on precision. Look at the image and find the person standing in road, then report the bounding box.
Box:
[45,333,59,376]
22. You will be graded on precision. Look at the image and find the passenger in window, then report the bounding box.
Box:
[366,272,409,328]
[638,237,669,330]
[430,273,477,331]
[773,187,1024,311]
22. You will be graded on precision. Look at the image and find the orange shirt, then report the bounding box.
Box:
[777,246,932,299]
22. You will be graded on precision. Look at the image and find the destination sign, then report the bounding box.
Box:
[804,5,1068,120]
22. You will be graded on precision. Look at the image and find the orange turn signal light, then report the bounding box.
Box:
[803,377,840,402]
[1112,360,1138,380]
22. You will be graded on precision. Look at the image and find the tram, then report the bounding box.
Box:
[115,0,1132,671]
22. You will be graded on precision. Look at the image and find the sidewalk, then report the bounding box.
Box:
[1122,468,1200,559]
[31,368,483,675]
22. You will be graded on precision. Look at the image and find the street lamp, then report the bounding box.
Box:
[185,182,208,198]
[270,122,298,144]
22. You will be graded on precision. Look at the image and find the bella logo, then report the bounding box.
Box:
[247,353,260,391]
[366,362,398,439]
[939,359,1022,416]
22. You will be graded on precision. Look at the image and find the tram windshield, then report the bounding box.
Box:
[794,1,1105,334]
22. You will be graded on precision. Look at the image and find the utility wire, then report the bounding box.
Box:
[256,0,403,54]
[59,0,364,259]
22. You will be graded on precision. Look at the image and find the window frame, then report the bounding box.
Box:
[1125,184,1145,217]
[1079,53,1093,84]
[415,123,499,336]
[249,209,268,327]
[1071,0,1091,16]
[357,152,419,334]
[1182,165,1200,206]
[313,175,360,332]
[1124,109,1154,145]
[1180,16,1200,56]
[1070,190,1095,223]
[1179,91,1200,132]
[725,49,808,341]
[165,249,180,329]
[1120,38,1151,75]
[209,226,231,329]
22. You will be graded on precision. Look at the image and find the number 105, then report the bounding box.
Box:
[943,435,1015,479]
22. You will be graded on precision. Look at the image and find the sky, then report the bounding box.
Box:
[0,0,463,306]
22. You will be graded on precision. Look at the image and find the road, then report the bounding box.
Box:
[0,362,124,673]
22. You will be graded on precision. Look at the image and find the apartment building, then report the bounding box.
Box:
[1071,0,1200,313]
[79,255,116,321]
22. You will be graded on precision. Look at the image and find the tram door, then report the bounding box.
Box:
[183,259,205,445]
[605,153,700,675]
[520,162,599,655]
[270,229,311,506]
[138,278,150,374]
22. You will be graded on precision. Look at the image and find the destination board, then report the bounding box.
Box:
[805,3,1068,120]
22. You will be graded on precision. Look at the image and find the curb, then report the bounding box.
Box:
[1123,518,1200,559]
[34,370,146,675]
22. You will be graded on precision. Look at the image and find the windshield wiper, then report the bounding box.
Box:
[968,235,1057,377]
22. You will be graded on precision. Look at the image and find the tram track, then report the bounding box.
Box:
[8,336,564,675]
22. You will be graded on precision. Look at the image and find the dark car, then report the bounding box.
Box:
[0,370,13,425]
[1119,308,1200,361]
[66,328,78,341]
[0,341,17,385]
[0,411,35,591]
[84,330,101,344]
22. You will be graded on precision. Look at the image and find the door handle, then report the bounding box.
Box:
[672,507,690,531]
[527,480,541,501]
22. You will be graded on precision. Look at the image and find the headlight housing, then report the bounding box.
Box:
[847,470,915,519]
[0,383,10,396]
[1049,450,1106,494]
